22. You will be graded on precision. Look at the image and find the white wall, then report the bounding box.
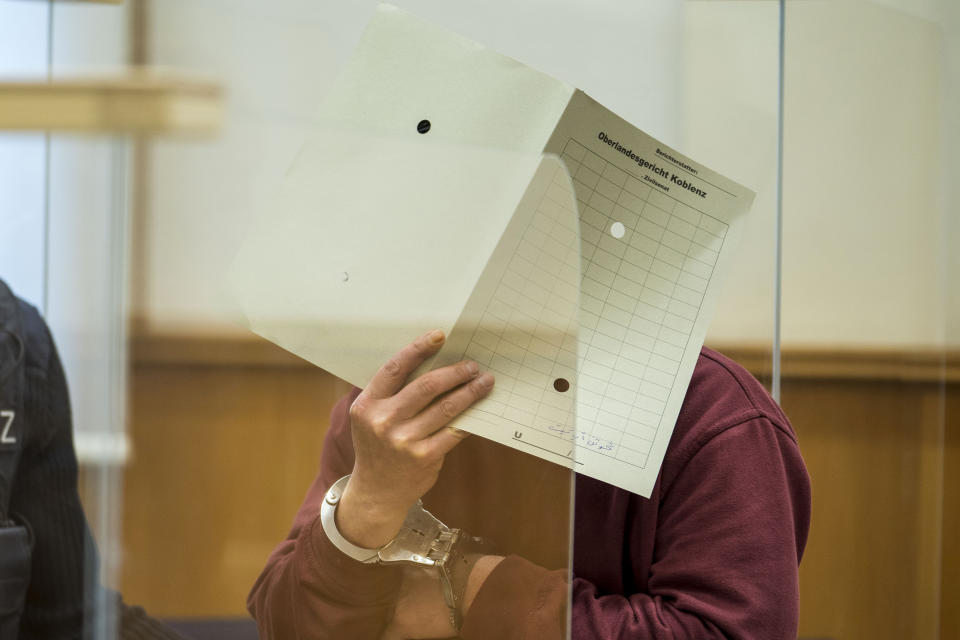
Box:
[779,0,946,348]
[0,0,50,309]
[138,0,685,333]
[138,0,956,349]
[681,1,781,347]
[684,0,951,348]
[47,2,132,463]
[0,0,133,461]
[942,0,960,345]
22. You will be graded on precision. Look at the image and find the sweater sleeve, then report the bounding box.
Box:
[247,388,404,640]
[461,417,809,640]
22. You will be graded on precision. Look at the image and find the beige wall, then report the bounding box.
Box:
[135,0,956,349]
[781,1,945,348]
[682,1,780,346]
[943,0,960,346]
[684,0,951,349]
[135,0,685,335]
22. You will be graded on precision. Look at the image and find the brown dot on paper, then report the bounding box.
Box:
[553,378,570,392]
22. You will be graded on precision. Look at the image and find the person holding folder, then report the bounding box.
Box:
[249,329,810,639]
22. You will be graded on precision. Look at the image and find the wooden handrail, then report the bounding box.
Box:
[0,70,221,133]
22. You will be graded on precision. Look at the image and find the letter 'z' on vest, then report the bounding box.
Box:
[0,279,33,640]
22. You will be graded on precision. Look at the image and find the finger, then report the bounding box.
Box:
[407,372,495,442]
[389,359,480,419]
[419,422,474,460]
[365,329,446,399]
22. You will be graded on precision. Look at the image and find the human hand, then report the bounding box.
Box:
[336,329,494,549]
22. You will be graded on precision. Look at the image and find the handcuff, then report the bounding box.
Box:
[320,474,494,633]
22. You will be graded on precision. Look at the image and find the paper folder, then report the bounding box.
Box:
[230,4,755,496]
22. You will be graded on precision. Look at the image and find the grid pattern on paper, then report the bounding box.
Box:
[461,163,581,447]
[561,138,729,469]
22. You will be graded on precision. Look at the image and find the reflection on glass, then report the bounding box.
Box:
[4,1,955,639]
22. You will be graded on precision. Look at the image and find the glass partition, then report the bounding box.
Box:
[2,1,956,639]
[780,2,956,639]
[127,3,693,638]
[685,0,781,392]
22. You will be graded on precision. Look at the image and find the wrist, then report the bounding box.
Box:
[335,481,408,548]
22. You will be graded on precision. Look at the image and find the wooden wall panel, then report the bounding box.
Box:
[942,386,960,640]
[782,379,949,640]
[112,338,958,639]
[120,361,349,616]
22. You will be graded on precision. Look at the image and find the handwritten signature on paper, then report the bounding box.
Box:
[548,423,616,452]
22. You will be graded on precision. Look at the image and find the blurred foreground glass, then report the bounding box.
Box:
[778,2,958,639]
[17,0,960,639]
[124,4,690,638]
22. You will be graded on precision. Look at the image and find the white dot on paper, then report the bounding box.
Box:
[610,222,626,239]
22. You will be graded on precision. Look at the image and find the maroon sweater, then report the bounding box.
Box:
[248,347,811,639]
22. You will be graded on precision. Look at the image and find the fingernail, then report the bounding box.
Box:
[429,329,445,345]
[479,373,495,387]
[466,361,479,376]
[448,426,470,437]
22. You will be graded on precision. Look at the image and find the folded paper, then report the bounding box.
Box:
[231,4,755,496]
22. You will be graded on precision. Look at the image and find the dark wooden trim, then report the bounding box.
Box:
[130,330,959,382]
[131,330,313,368]
[711,342,960,383]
